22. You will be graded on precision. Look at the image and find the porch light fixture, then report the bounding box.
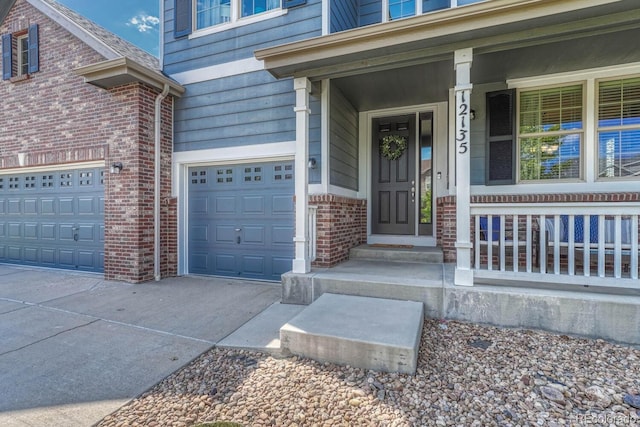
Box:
[470,109,476,120]
[308,157,317,169]
[110,162,123,174]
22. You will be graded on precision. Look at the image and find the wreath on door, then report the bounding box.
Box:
[380,135,407,160]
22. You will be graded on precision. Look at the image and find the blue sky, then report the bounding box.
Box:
[56,0,160,56]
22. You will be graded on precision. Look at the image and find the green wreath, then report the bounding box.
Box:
[380,135,407,160]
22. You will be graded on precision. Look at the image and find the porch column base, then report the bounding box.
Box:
[292,257,311,274]
[454,267,474,287]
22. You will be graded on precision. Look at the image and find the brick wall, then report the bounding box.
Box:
[0,0,177,282]
[310,194,367,267]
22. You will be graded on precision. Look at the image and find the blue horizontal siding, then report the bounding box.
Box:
[163,0,322,74]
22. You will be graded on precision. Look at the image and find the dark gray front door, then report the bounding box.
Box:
[371,115,417,235]
[0,168,105,272]
[188,161,294,281]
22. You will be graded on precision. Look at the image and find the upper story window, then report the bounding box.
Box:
[175,0,303,37]
[2,24,39,81]
[388,0,485,22]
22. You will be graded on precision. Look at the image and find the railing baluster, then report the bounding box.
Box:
[500,215,506,272]
[487,215,493,271]
[568,215,575,276]
[539,215,546,274]
[513,214,519,273]
[553,214,560,275]
[598,215,605,277]
[583,216,590,277]
[474,215,480,270]
[632,215,639,280]
[526,215,532,273]
[614,215,622,279]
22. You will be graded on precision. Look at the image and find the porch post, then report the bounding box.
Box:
[292,77,312,273]
[454,48,474,286]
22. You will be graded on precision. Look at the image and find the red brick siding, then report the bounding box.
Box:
[310,194,367,267]
[0,0,177,282]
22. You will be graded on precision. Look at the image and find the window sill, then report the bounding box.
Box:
[9,74,30,83]
[190,8,288,39]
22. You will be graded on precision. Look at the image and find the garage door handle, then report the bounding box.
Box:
[236,236,241,244]
[74,233,79,242]
[235,228,241,232]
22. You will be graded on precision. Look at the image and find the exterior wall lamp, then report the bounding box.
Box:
[308,157,317,169]
[110,162,123,174]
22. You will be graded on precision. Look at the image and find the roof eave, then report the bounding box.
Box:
[255,0,623,79]
[74,57,185,97]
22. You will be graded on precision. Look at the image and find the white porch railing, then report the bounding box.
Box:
[471,203,640,289]
[307,205,317,262]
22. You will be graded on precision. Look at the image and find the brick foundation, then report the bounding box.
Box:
[309,194,367,267]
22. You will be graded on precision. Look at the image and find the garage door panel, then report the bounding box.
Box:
[0,168,104,272]
[8,199,20,214]
[189,161,294,281]
[24,223,38,239]
[214,196,235,214]
[190,253,209,272]
[191,225,209,242]
[59,198,74,215]
[242,196,265,214]
[41,198,55,214]
[24,247,38,263]
[24,198,37,214]
[243,226,264,244]
[8,223,21,238]
[190,196,208,214]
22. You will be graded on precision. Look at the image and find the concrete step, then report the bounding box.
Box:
[282,259,450,318]
[280,293,424,374]
[349,244,443,263]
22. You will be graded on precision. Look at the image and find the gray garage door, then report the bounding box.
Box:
[188,161,294,281]
[0,168,105,272]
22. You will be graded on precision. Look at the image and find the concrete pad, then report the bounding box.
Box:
[281,293,424,374]
[0,320,211,424]
[218,302,306,355]
[47,276,281,342]
[0,300,26,315]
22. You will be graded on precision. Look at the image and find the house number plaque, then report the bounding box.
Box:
[456,90,470,155]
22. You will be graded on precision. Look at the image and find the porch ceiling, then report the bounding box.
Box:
[255,0,640,81]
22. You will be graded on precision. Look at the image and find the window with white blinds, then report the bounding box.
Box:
[518,85,583,181]
[598,77,640,179]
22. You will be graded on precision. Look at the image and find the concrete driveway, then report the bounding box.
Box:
[0,264,280,427]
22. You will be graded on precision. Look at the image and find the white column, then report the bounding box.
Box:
[292,77,312,274]
[454,48,474,286]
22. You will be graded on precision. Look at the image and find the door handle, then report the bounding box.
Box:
[235,228,242,232]
[237,236,241,244]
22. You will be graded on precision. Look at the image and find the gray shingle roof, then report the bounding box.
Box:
[35,0,160,71]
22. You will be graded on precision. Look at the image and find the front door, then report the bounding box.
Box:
[371,115,417,235]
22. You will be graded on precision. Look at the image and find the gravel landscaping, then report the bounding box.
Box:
[98,319,640,427]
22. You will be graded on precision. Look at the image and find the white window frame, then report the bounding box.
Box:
[16,33,29,77]
[595,75,640,181]
[190,0,287,38]
[516,82,586,183]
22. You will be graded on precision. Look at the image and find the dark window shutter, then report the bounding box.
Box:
[485,89,516,185]
[174,0,192,38]
[2,33,11,80]
[28,24,39,74]
[283,0,306,8]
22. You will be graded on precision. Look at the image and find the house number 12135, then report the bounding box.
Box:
[457,91,470,154]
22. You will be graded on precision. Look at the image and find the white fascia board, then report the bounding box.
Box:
[170,57,265,85]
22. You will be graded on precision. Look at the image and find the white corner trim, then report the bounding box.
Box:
[170,57,265,85]
[189,8,287,40]
[507,62,640,88]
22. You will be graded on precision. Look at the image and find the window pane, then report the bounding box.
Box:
[197,0,231,28]
[599,77,640,127]
[242,0,280,17]
[520,134,581,181]
[598,131,640,178]
[423,0,448,13]
[520,85,583,134]
[19,36,29,76]
[389,0,415,19]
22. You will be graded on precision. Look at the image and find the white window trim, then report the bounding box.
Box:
[471,63,640,195]
[515,82,586,183]
[190,3,287,39]
[16,33,28,77]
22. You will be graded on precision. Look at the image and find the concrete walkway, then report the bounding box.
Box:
[0,264,280,427]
